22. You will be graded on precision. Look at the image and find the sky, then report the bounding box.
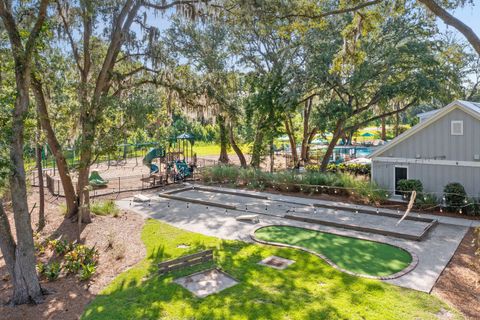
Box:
[436,3,480,39]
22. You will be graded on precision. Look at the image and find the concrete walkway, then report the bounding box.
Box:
[117,186,472,293]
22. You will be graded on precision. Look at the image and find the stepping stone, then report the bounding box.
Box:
[174,269,238,298]
[236,215,259,223]
[133,194,150,202]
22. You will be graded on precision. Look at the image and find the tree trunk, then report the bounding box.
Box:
[0,199,16,277]
[217,115,229,164]
[381,116,386,141]
[300,97,314,166]
[229,124,247,168]
[320,120,344,171]
[76,114,95,226]
[284,117,298,168]
[269,137,275,173]
[8,76,43,305]
[32,78,78,218]
[250,124,264,169]
[0,0,48,305]
[305,128,317,163]
[395,103,400,137]
[35,118,45,231]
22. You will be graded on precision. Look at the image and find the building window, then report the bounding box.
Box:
[451,120,463,136]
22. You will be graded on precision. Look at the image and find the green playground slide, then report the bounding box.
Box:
[89,170,108,187]
[142,147,165,173]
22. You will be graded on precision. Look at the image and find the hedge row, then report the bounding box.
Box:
[200,166,387,205]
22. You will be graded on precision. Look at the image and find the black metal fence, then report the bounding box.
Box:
[31,157,218,199]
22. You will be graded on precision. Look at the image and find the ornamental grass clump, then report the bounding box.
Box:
[90,200,119,216]
[200,166,388,204]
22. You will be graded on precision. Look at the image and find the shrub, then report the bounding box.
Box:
[60,243,99,276]
[36,262,46,275]
[90,200,119,216]
[415,193,438,210]
[443,182,467,213]
[464,198,480,216]
[201,165,241,184]
[64,250,83,274]
[397,179,423,195]
[79,263,96,281]
[35,241,46,255]
[47,239,72,255]
[43,262,62,281]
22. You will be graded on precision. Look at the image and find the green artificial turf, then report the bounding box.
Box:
[254,225,412,277]
[81,219,461,320]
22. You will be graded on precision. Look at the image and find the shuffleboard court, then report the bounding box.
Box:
[163,188,436,241]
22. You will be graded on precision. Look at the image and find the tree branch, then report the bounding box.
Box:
[344,99,418,131]
[143,0,201,11]
[278,0,382,20]
[418,0,480,56]
[56,0,84,73]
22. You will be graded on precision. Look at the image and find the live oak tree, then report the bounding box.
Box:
[232,17,305,169]
[164,18,247,165]
[0,0,48,305]
[258,0,480,57]
[311,10,456,170]
[54,0,210,224]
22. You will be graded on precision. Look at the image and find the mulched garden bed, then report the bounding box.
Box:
[0,189,145,320]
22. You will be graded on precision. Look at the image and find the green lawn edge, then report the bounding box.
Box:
[254,225,412,277]
[81,219,462,320]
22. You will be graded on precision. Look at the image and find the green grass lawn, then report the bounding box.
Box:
[254,226,412,277]
[192,142,250,157]
[81,219,461,320]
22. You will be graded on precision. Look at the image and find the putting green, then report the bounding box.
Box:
[254,225,412,277]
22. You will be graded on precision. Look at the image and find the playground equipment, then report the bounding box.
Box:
[142,147,166,174]
[175,133,195,164]
[89,170,108,188]
[166,159,192,182]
